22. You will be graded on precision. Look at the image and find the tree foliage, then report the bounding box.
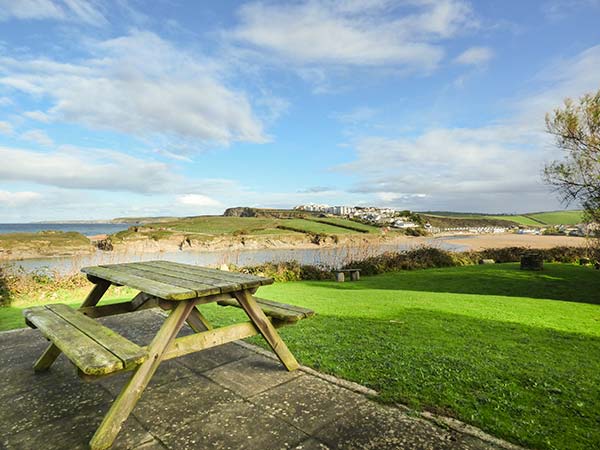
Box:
[544,89,600,224]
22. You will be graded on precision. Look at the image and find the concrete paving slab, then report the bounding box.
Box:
[249,374,369,435]
[203,353,303,398]
[0,309,508,450]
[158,400,309,450]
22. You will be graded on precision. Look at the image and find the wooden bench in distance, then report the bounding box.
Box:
[217,297,314,324]
[24,304,147,377]
[334,268,361,282]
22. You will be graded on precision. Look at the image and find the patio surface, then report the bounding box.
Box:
[1,309,507,450]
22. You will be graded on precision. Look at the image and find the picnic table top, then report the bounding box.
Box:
[81,260,273,301]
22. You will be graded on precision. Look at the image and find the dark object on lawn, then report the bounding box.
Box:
[335,269,361,282]
[521,252,543,271]
[580,257,591,265]
[479,259,495,265]
[595,262,600,270]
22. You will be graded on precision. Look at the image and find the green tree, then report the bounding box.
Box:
[544,89,600,225]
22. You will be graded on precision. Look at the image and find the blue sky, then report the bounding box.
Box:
[1,0,599,222]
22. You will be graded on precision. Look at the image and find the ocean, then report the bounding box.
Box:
[0,223,131,237]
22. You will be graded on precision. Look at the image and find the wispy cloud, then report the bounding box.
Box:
[229,0,477,71]
[21,129,54,147]
[0,190,43,207]
[0,31,268,148]
[455,46,494,66]
[0,0,107,26]
[0,121,13,135]
[0,145,177,193]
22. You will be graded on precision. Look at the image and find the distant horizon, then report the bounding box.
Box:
[0,207,584,225]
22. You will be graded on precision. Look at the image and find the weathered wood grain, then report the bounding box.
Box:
[99,264,221,297]
[81,266,194,300]
[48,304,146,370]
[24,306,124,376]
[233,290,299,371]
[90,301,194,450]
[217,297,314,322]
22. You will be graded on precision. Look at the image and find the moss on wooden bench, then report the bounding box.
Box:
[24,304,147,376]
[217,297,314,323]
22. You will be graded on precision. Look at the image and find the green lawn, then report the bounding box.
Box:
[203,263,600,450]
[2,263,599,449]
[309,217,382,233]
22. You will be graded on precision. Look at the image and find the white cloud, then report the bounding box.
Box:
[229,0,477,71]
[0,121,13,135]
[0,190,42,207]
[176,194,221,208]
[21,129,54,146]
[0,31,267,147]
[0,0,106,26]
[455,46,494,66]
[0,145,177,193]
[337,44,600,212]
[0,96,12,106]
[23,110,51,122]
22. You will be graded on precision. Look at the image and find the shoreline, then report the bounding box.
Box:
[0,232,589,263]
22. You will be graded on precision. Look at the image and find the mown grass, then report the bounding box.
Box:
[128,216,375,237]
[309,217,381,234]
[428,210,584,226]
[201,263,600,450]
[2,263,598,449]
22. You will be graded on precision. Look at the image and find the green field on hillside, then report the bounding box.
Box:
[120,216,380,237]
[425,210,584,226]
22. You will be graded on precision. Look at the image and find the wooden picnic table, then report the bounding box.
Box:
[23,261,313,450]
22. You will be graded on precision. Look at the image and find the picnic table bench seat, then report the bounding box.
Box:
[24,304,147,376]
[217,297,314,323]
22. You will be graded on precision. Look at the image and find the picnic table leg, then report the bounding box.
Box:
[33,280,110,372]
[90,300,194,450]
[233,290,299,371]
[186,306,213,332]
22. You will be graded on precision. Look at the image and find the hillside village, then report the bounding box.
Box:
[294,204,593,236]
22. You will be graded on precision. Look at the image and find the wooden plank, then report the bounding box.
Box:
[217,297,314,322]
[143,260,273,288]
[48,304,147,370]
[162,321,259,360]
[218,298,301,322]
[81,266,194,300]
[79,297,160,319]
[34,280,113,372]
[24,306,124,376]
[134,261,243,293]
[99,264,221,297]
[247,297,315,317]
[234,290,299,371]
[90,301,194,450]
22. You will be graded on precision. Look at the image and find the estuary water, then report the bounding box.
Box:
[1,237,467,275]
[0,223,130,236]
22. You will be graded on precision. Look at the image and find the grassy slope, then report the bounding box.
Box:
[0,231,92,255]
[310,217,381,234]
[203,263,600,450]
[426,210,584,226]
[132,216,377,237]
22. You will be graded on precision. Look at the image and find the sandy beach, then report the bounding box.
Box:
[433,233,589,251]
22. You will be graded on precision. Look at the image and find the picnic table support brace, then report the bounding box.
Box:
[233,290,299,371]
[90,300,194,450]
[33,280,110,372]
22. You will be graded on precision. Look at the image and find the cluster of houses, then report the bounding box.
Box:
[295,204,419,229]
